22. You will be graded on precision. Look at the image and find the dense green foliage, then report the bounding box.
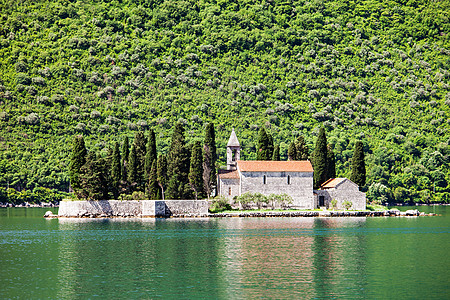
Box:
[157,154,168,200]
[111,141,121,198]
[0,0,449,203]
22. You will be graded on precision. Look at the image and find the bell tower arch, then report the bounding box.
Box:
[227,128,240,170]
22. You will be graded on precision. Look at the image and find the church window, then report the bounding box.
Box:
[287,175,291,185]
[263,175,266,184]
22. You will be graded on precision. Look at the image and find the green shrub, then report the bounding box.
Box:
[209,196,232,213]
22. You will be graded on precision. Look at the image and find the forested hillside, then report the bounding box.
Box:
[0,0,449,203]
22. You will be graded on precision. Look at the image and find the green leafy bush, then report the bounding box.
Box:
[209,196,232,213]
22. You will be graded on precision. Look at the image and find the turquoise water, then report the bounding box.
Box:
[0,206,449,299]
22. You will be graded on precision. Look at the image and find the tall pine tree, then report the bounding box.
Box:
[79,152,109,200]
[267,132,274,160]
[127,144,138,190]
[167,123,191,199]
[203,123,216,199]
[313,127,328,189]
[111,141,121,199]
[288,141,297,161]
[69,135,87,196]
[295,136,309,160]
[189,141,204,200]
[148,159,159,200]
[157,155,168,200]
[133,131,146,190]
[121,136,129,183]
[327,144,336,179]
[350,141,366,188]
[256,127,271,160]
[272,145,280,161]
[144,129,157,184]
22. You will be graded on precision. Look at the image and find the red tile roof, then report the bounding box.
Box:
[320,178,346,189]
[237,160,313,172]
[218,169,240,179]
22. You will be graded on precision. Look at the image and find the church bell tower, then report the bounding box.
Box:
[227,128,240,170]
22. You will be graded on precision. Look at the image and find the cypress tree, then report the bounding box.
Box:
[272,145,280,161]
[350,141,366,188]
[111,141,121,199]
[288,141,297,160]
[203,123,216,199]
[148,159,159,200]
[295,136,309,160]
[133,131,146,189]
[80,152,109,200]
[122,136,129,183]
[144,129,157,183]
[189,141,204,200]
[327,144,336,180]
[267,132,274,160]
[127,144,138,189]
[167,123,191,199]
[256,127,270,160]
[313,127,328,189]
[69,135,87,196]
[157,155,168,200]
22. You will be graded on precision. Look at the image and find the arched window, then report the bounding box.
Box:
[263,175,266,184]
[287,175,291,185]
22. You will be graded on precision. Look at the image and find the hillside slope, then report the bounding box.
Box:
[0,0,449,202]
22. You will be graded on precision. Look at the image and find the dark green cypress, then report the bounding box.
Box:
[69,135,87,196]
[133,131,146,189]
[111,141,121,199]
[295,136,309,160]
[288,141,297,160]
[327,144,336,179]
[167,123,191,199]
[144,129,157,183]
[157,155,168,200]
[189,141,204,200]
[272,144,280,161]
[256,127,270,160]
[80,152,109,200]
[127,144,138,189]
[350,141,366,188]
[121,136,130,183]
[148,159,159,200]
[313,127,328,189]
[203,123,216,199]
[267,132,274,160]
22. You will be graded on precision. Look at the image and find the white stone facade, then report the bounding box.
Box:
[315,179,366,210]
[239,171,314,209]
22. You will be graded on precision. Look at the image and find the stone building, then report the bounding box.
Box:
[315,178,366,210]
[218,129,314,209]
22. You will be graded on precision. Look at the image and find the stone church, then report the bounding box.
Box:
[217,129,366,210]
[218,129,315,209]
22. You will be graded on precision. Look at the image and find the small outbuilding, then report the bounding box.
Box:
[315,178,366,210]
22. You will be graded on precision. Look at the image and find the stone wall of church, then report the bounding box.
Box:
[240,171,314,209]
[316,180,366,210]
[218,178,240,201]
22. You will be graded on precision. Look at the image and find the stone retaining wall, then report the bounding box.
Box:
[58,200,209,218]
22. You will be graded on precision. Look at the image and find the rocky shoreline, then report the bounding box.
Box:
[43,209,438,219]
[1,202,58,208]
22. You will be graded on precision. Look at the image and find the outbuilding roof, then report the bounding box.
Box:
[218,169,240,179]
[237,160,313,172]
[320,178,347,189]
[227,128,240,147]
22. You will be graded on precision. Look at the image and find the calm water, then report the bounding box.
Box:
[0,206,449,299]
